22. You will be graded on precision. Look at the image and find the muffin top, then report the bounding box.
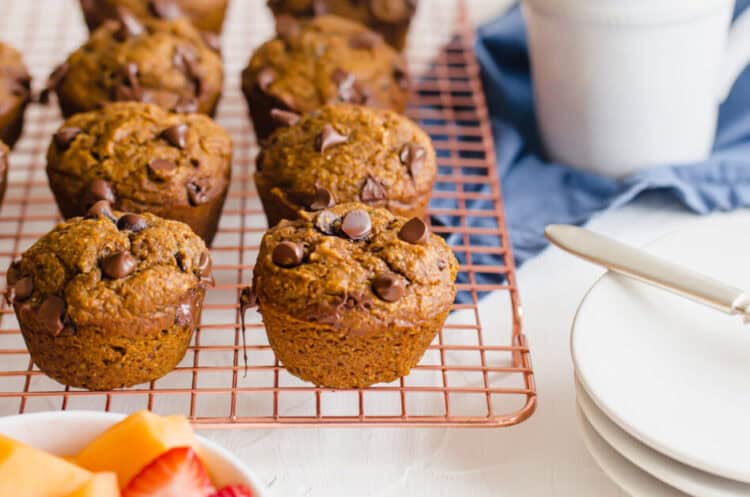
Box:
[7,209,212,337]
[242,15,409,115]
[267,0,417,47]
[257,103,435,214]
[52,15,223,115]
[80,0,229,34]
[47,102,232,211]
[253,203,457,332]
[0,42,31,114]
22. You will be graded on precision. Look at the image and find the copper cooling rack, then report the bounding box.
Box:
[0,0,536,427]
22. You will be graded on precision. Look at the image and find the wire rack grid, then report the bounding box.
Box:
[0,0,536,428]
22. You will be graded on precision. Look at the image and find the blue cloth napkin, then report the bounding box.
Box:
[434,0,750,299]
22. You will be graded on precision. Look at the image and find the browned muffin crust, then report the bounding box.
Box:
[0,43,31,148]
[241,15,410,141]
[46,102,232,245]
[253,203,458,388]
[7,210,213,390]
[80,0,229,34]
[268,0,417,50]
[50,16,223,118]
[257,103,436,226]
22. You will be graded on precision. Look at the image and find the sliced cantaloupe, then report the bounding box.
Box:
[73,410,198,488]
[65,472,120,497]
[0,434,92,497]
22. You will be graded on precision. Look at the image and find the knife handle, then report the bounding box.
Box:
[545,224,750,316]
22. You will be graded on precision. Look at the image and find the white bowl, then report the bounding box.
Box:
[0,411,267,496]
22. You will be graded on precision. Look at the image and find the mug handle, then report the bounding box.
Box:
[718,7,750,102]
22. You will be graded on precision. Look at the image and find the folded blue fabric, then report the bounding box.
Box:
[433,0,750,298]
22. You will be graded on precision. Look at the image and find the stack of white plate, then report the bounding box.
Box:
[570,219,750,497]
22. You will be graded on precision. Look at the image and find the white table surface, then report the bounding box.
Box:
[202,195,750,497]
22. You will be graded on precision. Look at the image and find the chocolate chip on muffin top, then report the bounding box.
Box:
[51,15,223,117]
[256,103,435,226]
[253,203,457,328]
[6,209,213,338]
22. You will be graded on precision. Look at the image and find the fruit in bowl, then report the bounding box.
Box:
[0,411,263,497]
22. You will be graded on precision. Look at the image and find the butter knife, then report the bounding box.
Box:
[544,224,750,320]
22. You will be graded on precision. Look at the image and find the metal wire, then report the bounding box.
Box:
[0,0,536,427]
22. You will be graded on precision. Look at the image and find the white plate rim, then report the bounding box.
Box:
[576,402,690,497]
[575,374,750,497]
[0,410,268,496]
[569,220,750,483]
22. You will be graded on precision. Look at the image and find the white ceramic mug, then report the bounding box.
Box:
[522,0,750,178]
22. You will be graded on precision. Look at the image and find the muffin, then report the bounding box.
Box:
[80,0,229,34]
[268,0,417,50]
[6,209,214,390]
[256,103,435,226]
[0,43,31,148]
[241,15,409,141]
[0,141,8,209]
[49,15,223,118]
[252,202,458,388]
[46,102,232,245]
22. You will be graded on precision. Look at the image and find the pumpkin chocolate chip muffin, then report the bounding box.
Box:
[0,42,31,148]
[256,103,435,226]
[241,15,410,141]
[49,14,223,118]
[252,202,458,388]
[80,0,229,35]
[6,209,213,390]
[268,0,417,50]
[46,102,232,245]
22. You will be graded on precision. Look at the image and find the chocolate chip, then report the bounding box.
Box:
[198,252,213,284]
[349,31,381,50]
[398,217,428,244]
[307,185,335,211]
[117,213,148,232]
[372,273,405,302]
[148,159,177,177]
[315,124,347,153]
[173,97,198,113]
[360,175,387,203]
[368,0,413,22]
[315,210,339,235]
[115,62,142,101]
[256,67,277,92]
[331,68,369,104]
[115,6,144,41]
[40,62,69,103]
[54,127,82,150]
[86,179,116,206]
[187,179,210,206]
[399,143,426,178]
[39,296,65,336]
[341,209,371,240]
[13,277,33,302]
[437,259,447,270]
[201,32,221,53]
[86,200,116,221]
[161,124,188,149]
[272,241,304,268]
[101,251,137,279]
[393,63,409,90]
[270,108,300,127]
[149,0,182,19]
[276,14,300,44]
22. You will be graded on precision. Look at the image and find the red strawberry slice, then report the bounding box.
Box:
[123,446,215,497]
[209,484,256,497]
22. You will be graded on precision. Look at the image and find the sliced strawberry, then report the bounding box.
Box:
[209,484,256,497]
[123,446,215,497]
